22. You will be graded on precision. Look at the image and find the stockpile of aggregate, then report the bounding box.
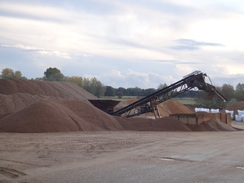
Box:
[0,79,236,133]
[0,79,97,116]
[157,100,193,116]
[113,98,138,112]
[0,99,122,133]
[114,98,193,117]
[222,101,244,115]
[187,120,236,131]
[0,79,122,132]
[0,79,96,101]
[116,116,191,131]
[0,93,43,115]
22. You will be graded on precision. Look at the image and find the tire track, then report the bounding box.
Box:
[0,167,26,179]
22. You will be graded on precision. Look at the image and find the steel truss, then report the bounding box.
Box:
[112,71,227,118]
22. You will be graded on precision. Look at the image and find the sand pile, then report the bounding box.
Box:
[114,98,138,111]
[187,120,236,131]
[0,93,43,115]
[222,101,244,115]
[157,100,193,116]
[0,79,122,133]
[0,99,122,133]
[0,79,235,133]
[114,99,193,117]
[0,79,97,116]
[0,79,96,101]
[116,116,191,131]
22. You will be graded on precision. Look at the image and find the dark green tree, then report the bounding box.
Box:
[141,88,156,96]
[116,92,123,99]
[235,83,244,101]
[117,87,128,96]
[157,83,167,90]
[44,67,64,81]
[105,86,115,96]
[126,87,142,96]
[194,91,226,109]
[90,78,105,98]
[221,84,234,100]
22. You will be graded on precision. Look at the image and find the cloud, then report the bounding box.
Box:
[121,0,193,15]
[85,69,176,89]
[1,44,71,59]
[170,45,199,51]
[0,0,243,88]
[177,39,224,47]
[170,39,224,50]
[212,74,244,87]
[65,0,119,15]
[0,2,72,23]
[151,59,200,65]
[109,38,147,49]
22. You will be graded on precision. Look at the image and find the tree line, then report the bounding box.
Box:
[0,68,26,79]
[1,67,244,102]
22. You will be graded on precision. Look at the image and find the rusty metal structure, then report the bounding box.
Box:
[112,71,227,118]
[89,99,120,114]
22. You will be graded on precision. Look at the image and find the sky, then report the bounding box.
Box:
[0,0,244,89]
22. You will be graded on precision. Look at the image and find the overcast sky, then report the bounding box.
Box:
[0,0,244,88]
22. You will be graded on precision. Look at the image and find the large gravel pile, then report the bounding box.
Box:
[0,79,236,133]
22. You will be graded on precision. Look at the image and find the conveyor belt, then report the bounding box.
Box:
[112,71,227,118]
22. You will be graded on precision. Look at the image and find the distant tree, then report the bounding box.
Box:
[82,78,91,91]
[65,76,83,87]
[65,76,105,97]
[14,71,22,78]
[44,67,64,81]
[221,84,234,100]
[178,90,199,98]
[133,87,142,96]
[141,88,156,96]
[116,92,123,99]
[194,91,226,108]
[157,83,167,90]
[89,78,98,95]
[117,87,127,96]
[235,83,244,101]
[105,86,115,96]
[126,87,142,96]
[1,68,24,79]
[91,78,105,98]
[34,77,43,80]
[1,68,14,78]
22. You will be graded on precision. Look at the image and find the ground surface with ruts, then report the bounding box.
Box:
[1,129,244,183]
[1,79,244,182]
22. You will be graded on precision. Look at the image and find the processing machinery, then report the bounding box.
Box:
[111,71,227,118]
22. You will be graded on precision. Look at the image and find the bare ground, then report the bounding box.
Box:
[1,128,244,183]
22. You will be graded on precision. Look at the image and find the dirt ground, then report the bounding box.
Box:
[1,123,244,183]
[1,79,244,183]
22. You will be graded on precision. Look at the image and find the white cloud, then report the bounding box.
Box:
[0,2,173,61]
[173,65,197,78]
[0,2,72,22]
[86,69,176,88]
[186,15,244,52]
[0,43,71,59]
[0,0,243,87]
